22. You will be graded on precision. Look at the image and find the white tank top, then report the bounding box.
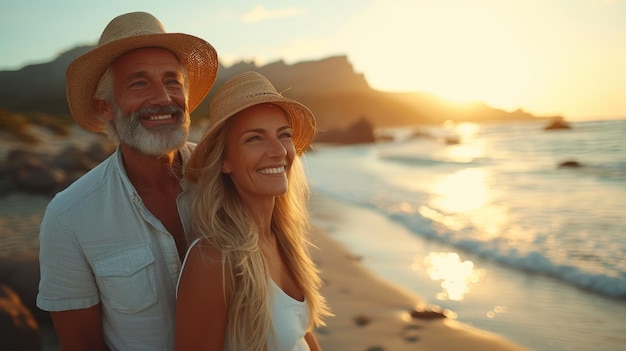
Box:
[177,239,311,351]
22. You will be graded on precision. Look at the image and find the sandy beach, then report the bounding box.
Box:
[308,194,529,351]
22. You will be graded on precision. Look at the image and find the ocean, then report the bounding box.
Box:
[303,118,626,351]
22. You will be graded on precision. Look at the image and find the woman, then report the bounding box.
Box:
[176,71,331,350]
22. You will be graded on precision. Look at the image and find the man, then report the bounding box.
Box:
[36,12,218,350]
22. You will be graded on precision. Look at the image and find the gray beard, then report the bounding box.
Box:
[112,104,190,157]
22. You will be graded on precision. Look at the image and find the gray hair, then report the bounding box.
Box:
[93,68,119,142]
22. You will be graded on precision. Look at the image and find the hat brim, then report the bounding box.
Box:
[66,33,218,133]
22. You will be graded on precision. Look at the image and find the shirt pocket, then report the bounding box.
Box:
[93,246,157,314]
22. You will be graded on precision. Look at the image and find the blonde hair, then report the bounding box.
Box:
[189,115,330,350]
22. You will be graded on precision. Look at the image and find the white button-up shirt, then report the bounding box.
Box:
[37,143,196,351]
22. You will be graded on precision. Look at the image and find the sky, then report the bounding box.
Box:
[2,0,625,121]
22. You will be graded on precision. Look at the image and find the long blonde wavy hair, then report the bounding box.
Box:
[189,115,330,350]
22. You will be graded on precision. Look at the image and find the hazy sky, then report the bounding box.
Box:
[2,0,625,120]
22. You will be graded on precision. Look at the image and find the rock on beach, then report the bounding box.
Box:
[0,131,115,197]
[0,284,42,351]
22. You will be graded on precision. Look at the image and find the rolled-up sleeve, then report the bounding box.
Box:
[37,203,99,311]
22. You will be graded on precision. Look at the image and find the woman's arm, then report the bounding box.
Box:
[176,241,230,351]
[305,331,322,351]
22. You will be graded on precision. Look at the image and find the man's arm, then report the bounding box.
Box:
[51,303,109,351]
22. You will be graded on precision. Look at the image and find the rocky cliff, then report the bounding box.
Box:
[0,47,560,135]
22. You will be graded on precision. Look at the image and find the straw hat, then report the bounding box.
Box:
[66,11,219,133]
[187,71,316,182]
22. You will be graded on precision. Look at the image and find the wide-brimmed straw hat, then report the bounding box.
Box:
[66,11,219,133]
[187,71,316,182]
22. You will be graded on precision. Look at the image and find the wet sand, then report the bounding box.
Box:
[308,194,529,350]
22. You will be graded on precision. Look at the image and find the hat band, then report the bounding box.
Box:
[248,92,278,98]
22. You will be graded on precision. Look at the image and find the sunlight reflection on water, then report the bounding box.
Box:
[414,251,485,301]
[430,168,490,213]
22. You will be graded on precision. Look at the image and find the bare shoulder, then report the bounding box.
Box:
[178,238,228,303]
[185,238,223,271]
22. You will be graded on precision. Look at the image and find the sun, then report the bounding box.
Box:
[334,0,536,108]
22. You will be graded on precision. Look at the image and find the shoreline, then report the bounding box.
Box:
[308,193,529,350]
